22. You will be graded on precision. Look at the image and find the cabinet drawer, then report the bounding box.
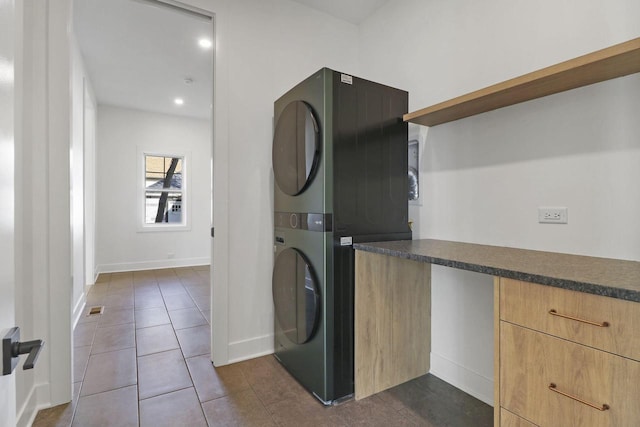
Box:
[500,408,537,427]
[500,322,640,427]
[500,278,640,361]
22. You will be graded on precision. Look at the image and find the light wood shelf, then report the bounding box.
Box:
[404,37,640,127]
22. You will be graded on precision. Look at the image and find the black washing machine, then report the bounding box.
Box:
[272,68,411,404]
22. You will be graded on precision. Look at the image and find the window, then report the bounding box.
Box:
[139,150,189,231]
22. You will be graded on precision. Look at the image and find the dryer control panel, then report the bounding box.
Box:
[274,212,332,232]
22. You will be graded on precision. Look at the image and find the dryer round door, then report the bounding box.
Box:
[272,247,321,344]
[272,100,320,196]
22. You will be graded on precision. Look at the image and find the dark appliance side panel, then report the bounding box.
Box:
[332,72,410,237]
[329,241,354,399]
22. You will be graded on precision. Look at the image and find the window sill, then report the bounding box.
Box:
[137,223,191,233]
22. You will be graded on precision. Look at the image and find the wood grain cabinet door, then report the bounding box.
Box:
[500,322,640,427]
[500,409,538,427]
[500,279,640,361]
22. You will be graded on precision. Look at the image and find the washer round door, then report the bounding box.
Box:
[272,100,320,196]
[272,247,321,344]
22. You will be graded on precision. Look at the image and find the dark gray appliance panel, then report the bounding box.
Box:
[332,73,410,236]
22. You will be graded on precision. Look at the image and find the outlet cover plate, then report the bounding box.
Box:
[538,207,568,224]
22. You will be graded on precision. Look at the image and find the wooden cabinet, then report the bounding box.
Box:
[500,409,537,427]
[354,251,430,400]
[352,242,640,426]
[496,278,640,427]
[500,279,640,361]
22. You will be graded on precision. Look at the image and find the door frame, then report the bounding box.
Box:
[46,0,74,406]
[0,0,17,424]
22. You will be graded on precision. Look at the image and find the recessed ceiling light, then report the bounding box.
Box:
[174,98,184,106]
[198,38,212,49]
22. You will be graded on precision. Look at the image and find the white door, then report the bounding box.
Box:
[0,0,16,425]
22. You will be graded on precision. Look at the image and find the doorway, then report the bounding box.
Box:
[72,0,218,367]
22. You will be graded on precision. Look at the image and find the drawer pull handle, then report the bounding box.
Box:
[548,309,609,327]
[549,383,610,411]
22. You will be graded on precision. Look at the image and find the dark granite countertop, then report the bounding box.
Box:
[353,239,640,303]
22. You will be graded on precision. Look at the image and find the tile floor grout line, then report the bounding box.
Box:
[134,310,141,426]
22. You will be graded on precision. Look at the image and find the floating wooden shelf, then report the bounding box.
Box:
[404,37,640,127]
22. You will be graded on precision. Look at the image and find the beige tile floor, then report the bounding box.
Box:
[33,266,492,427]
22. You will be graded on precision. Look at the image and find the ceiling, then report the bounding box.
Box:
[74,0,213,119]
[290,0,389,24]
[73,0,388,120]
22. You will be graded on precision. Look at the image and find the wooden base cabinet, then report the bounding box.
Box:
[354,251,430,400]
[500,409,537,427]
[501,322,640,426]
[496,278,640,427]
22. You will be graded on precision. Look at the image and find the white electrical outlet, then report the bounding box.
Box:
[538,207,568,224]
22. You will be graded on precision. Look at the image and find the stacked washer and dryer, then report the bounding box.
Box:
[271,68,411,404]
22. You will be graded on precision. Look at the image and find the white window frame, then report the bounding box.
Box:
[137,147,191,232]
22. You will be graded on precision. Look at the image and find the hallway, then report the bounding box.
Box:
[33,266,492,426]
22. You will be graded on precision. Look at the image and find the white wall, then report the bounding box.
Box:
[175,0,361,363]
[358,0,640,404]
[223,1,360,361]
[96,105,211,272]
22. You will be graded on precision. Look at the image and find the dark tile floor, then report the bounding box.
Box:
[33,266,493,426]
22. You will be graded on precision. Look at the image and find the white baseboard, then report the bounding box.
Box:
[227,334,274,364]
[96,257,209,274]
[430,352,494,406]
[72,293,86,328]
[16,382,50,427]
[16,384,37,427]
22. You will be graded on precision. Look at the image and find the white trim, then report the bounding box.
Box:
[48,0,74,406]
[209,7,230,368]
[430,352,494,406]
[227,334,274,364]
[97,257,209,274]
[15,384,37,427]
[16,382,54,427]
[72,293,87,328]
[137,223,191,233]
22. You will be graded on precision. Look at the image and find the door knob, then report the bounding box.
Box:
[2,327,45,376]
